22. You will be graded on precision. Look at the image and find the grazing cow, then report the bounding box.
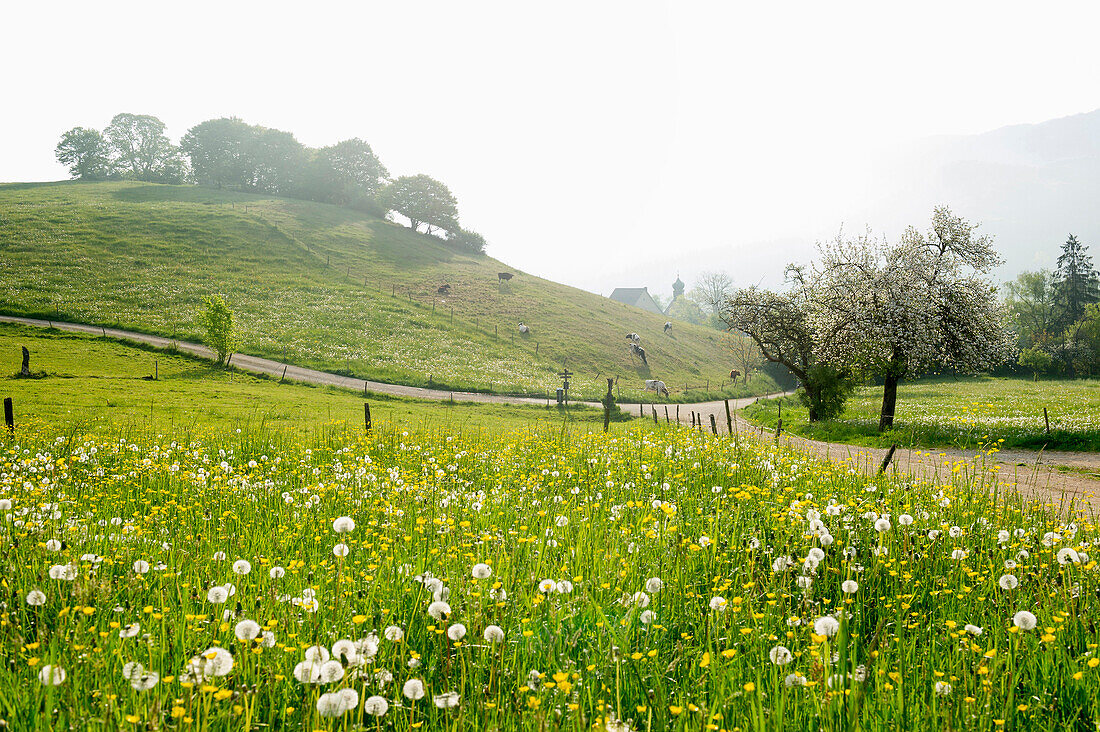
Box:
[626,332,640,344]
[729,369,741,380]
[663,321,672,333]
[645,379,670,397]
[437,284,451,294]
[518,322,530,334]
[630,342,648,365]
[498,272,514,283]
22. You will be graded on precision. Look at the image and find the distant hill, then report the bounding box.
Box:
[0,181,770,401]
[860,108,1100,277]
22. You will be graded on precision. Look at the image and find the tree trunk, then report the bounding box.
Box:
[879,373,899,432]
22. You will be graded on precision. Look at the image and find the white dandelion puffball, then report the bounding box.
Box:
[1013,611,1038,631]
[874,518,891,532]
[122,661,145,681]
[490,587,507,602]
[403,678,426,700]
[808,548,825,563]
[336,687,359,714]
[814,616,840,637]
[269,566,286,579]
[26,589,46,606]
[427,601,451,620]
[784,673,807,687]
[645,577,664,593]
[472,563,492,579]
[332,639,357,661]
[484,624,505,643]
[234,619,261,641]
[133,560,150,574]
[332,543,350,558]
[207,586,229,604]
[262,631,276,647]
[709,596,728,612]
[384,625,404,642]
[951,549,968,561]
[293,661,321,684]
[631,591,651,608]
[999,574,1019,590]
[131,671,160,691]
[38,665,66,686]
[316,692,345,717]
[319,659,345,683]
[898,513,914,526]
[447,623,467,642]
[842,580,859,594]
[45,539,62,552]
[0,498,10,510]
[304,645,330,663]
[364,694,388,716]
[48,564,77,581]
[964,624,983,636]
[433,691,461,709]
[119,622,141,638]
[770,645,793,665]
[538,579,556,593]
[202,646,234,676]
[333,516,356,533]
[556,580,574,594]
[1057,547,1081,565]
[640,610,655,625]
[232,559,252,575]
[935,681,952,697]
[213,551,226,561]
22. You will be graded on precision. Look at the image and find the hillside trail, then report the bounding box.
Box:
[5,316,1098,512]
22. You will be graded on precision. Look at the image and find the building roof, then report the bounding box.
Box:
[609,287,663,315]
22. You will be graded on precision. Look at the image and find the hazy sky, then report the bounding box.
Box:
[4,1,1100,295]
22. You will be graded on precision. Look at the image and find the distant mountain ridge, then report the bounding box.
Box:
[862,107,1100,276]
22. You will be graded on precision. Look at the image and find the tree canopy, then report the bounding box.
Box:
[382,175,459,235]
[54,127,110,180]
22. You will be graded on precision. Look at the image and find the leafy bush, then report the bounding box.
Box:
[201,295,234,365]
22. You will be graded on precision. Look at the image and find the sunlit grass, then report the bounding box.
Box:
[745,376,1100,451]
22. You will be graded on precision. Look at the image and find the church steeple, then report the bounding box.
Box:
[672,274,685,299]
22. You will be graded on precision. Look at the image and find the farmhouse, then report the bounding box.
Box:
[608,286,663,315]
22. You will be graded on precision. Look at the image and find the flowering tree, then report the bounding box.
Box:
[809,207,1012,431]
[722,271,854,422]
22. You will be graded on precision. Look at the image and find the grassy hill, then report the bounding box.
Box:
[0,181,773,401]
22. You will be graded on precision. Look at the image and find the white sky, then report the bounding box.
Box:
[3,0,1100,294]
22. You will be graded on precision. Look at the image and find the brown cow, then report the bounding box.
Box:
[498,272,514,283]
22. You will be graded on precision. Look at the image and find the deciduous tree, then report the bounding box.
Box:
[55,127,111,180]
[382,174,458,235]
[104,113,184,183]
[810,208,1012,431]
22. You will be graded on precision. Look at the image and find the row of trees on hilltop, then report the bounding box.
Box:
[55,113,486,254]
[1006,235,1100,378]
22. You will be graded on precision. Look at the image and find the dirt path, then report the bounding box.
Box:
[6,315,1098,511]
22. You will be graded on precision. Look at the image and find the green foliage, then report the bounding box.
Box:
[382,174,459,235]
[797,364,856,421]
[1054,234,1100,328]
[54,127,110,180]
[201,295,234,365]
[1017,346,1053,380]
[445,227,486,254]
[103,113,185,183]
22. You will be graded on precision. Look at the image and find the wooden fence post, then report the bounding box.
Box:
[710,414,718,435]
[664,406,669,424]
[280,364,288,383]
[603,378,613,433]
[364,403,372,431]
[154,360,158,381]
[878,444,898,474]
[652,406,658,425]
[775,401,783,440]
[1044,407,1051,435]
[3,397,12,433]
[639,403,643,418]
[724,399,733,433]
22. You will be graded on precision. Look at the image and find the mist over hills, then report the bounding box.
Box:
[614,108,1100,301]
